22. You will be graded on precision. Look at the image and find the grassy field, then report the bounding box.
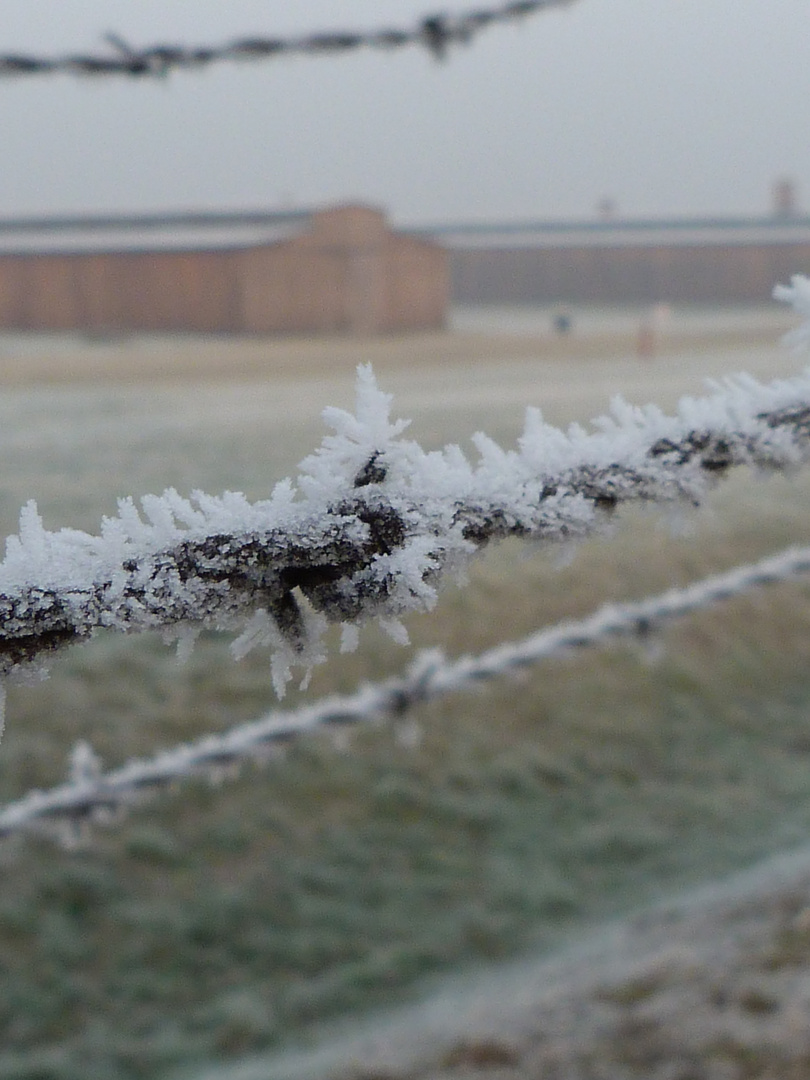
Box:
[1,310,810,1079]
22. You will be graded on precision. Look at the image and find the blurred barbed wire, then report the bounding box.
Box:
[0,1,576,79]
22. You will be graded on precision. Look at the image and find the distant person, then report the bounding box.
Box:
[553,310,573,335]
[637,303,671,359]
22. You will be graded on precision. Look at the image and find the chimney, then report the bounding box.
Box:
[773,177,798,218]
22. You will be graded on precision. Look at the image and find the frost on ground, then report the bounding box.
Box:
[0,278,807,721]
[224,846,810,1080]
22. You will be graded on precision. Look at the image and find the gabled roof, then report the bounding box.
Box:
[430,216,810,250]
[0,208,314,255]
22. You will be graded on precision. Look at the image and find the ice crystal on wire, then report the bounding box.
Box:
[231,606,328,698]
[298,364,410,501]
[775,273,810,349]
[69,741,102,785]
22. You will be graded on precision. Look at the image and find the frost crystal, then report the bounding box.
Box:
[775,273,810,349]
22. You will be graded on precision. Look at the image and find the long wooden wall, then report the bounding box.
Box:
[0,207,448,335]
[381,234,448,332]
[449,242,810,305]
[0,251,243,332]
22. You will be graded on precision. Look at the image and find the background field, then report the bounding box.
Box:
[1,306,810,1079]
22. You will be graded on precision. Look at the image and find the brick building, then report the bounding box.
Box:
[435,217,810,306]
[0,204,447,335]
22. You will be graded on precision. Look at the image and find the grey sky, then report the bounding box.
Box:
[1,0,809,225]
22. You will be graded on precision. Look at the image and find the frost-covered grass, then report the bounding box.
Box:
[2,316,810,1078]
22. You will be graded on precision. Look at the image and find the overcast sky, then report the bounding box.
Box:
[1,0,809,226]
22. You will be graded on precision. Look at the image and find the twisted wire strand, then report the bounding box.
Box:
[0,365,809,684]
[2,542,809,840]
[0,1,575,78]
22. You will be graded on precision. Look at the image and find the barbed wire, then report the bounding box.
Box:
[0,1,576,79]
[0,364,810,694]
[2,542,809,842]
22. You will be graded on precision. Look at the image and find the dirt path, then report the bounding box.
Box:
[193,846,810,1080]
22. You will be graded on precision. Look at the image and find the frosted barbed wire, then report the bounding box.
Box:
[0,1,576,78]
[3,358,810,702]
[2,542,810,840]
[775,275,810,350]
